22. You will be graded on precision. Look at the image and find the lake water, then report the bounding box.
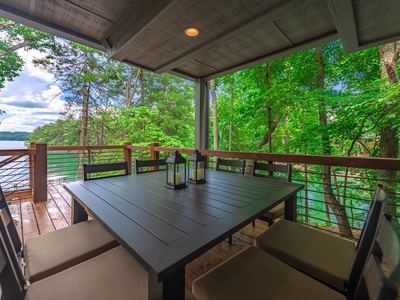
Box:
[0,140,26,149]
[0,141,28,191]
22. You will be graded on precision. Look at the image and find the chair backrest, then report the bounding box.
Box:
[0,208,25,299]
[352,214,400,300]
[83,161,129,181]
[0,185,22,259]
[135,159,166,174]
[252,161,292,182]
[216,158,245,175]
[347,184,388,298]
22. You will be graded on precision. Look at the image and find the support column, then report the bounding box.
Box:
[195,78,210,151]
[33,143,47,202]
[124,141,132,174]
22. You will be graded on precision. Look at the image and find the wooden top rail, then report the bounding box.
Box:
[203,150,400,171]
[3,144,399,171]
[0,149,35,156]
[48,145,126,151]
[152,147,400,171]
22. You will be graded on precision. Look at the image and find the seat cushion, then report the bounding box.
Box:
[193,246,345,300]
[254,219,356,291]
[25,219,118,282]
[25,246,148,300]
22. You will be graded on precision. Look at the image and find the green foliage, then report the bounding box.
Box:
[0,18,58,88]
[28,119,79,145]
[0,131,30,141]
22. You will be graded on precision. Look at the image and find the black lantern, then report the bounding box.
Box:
[165,150,187,189]
[187,149,206,184]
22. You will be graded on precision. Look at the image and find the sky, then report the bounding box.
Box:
[0,49,66,133]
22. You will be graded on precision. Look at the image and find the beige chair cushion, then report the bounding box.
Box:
[193,246,345,300]
[25,246,148,300]
[254,219,356,291]
[25,219,118,282]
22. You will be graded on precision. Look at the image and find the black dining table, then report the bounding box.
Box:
[64,170,303,300]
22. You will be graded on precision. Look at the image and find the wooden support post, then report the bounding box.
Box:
[150,142,159,160]
[87,149,91,165]
[195,79,210,151]
[33,143,47,202]
[124,142,132,175]
[29,142,35,196]
[150,142,159,171]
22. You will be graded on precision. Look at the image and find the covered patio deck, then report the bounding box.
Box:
[8,183,269,300]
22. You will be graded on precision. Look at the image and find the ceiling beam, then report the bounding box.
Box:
[104,0,175,60]
[202,32,338,81]
[155,0,294,74]
[326,0,359,53]
[0,2,103,50]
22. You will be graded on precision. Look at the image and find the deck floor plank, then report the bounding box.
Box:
[8,198,23,244]
[8,184,268,300]
[33,201,56,235]
[46,189,70,229]
[20,200,40,242]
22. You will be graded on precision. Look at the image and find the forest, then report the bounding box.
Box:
[0,18,399,236]
[0,131,30,141]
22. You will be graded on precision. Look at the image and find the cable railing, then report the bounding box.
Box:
[0,142,399,242]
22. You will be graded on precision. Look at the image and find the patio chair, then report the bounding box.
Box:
[135,158,166,174]
[252,161,292,226]
[0,208,148,300]
[0,185,118,283]
[254,184,388,296]
[83,161,129,181]
[192,213,400,300]
[216,158,245,175]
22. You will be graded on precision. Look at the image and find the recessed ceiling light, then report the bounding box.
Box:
[185,27,200,37]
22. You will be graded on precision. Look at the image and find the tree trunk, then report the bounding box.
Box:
[316,46,353,238]
[257,63,274,151]
[378,42,399,215]
[229,85,233,151]
[283,115,289,154]
[125,67,141,108]
[210,79,219,169]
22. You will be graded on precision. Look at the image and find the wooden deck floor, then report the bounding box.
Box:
[8,184,269,299]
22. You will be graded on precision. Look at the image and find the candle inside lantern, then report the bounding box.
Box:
[192,169,201,180]
[175,172,181,184]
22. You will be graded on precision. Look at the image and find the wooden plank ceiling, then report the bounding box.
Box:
[0,0,399,81]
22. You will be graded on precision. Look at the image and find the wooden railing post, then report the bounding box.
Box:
[29,142,36,195]
[124,142,132,174]
[150,142,159,171]
[34,143,47,202]
[150,142,159,160]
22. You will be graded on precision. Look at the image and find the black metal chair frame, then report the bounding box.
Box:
[252,161,292,226]
[252,161,292,181]
[83,161,129,181]
[216,158,245,175]
[135,159,167,174]
[0,185,23,260]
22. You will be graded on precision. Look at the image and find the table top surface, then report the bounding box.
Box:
[64,170,303,281]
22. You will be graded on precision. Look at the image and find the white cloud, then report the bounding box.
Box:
[18,49,54,83]
[0,50,65,132]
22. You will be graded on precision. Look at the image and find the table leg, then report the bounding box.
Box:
[148,267,185,300]
[284,194,297,222]
[163,267,185,300]
[72,198,88,224]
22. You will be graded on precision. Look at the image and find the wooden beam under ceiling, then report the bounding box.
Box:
[0,2,103,50]
[326,0,359,53]
[103,0,175,60]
